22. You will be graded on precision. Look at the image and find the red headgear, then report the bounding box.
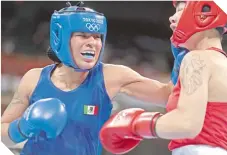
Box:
[171,1,227,47]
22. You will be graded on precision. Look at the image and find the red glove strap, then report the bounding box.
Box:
[132,112,163,139]
[150,112,162,138]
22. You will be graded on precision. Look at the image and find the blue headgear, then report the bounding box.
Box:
[50,2,107,72]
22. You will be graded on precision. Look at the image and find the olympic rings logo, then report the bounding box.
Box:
[86,23,100,32]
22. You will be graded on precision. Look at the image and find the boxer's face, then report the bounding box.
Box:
[70,32,102,70]
[169,2,186,31]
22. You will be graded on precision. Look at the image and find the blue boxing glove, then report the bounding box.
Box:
[170,44,189,85]
[8,98,67,143]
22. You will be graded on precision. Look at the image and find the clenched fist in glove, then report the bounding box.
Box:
[8,98,67,143]
[99,108,162,154]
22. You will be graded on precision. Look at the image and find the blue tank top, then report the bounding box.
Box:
[21,63,112,155]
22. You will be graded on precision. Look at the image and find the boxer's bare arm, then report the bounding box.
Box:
[155,51,211,139]
[1,68,42,146]
[103,64,173,107]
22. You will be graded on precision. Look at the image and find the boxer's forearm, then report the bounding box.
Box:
[1,123,17,147]
[155,109,200,139]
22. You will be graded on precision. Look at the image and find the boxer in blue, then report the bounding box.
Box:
[1,2,184,155]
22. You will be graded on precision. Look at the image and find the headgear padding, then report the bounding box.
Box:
[171,1,227,47]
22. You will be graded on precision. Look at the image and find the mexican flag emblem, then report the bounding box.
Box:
[84,105,98,115]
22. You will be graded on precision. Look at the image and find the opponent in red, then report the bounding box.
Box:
[99,1,227,155]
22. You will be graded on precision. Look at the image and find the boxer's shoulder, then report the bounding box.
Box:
[103,64,130,72]
[103,64,139,82]
[183,49,224,67]
[179,50,213,86]
[181,50,212,66]
[184,50,209,57]
[188,49,224,58]
[102,64,123,99]
[26,68,43,74]
[23,68,43,82]
[102,64,131,84]
[20,68,43,97]
[102,64,139,99]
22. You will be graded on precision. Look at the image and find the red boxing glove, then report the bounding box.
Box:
[99,108,162,154]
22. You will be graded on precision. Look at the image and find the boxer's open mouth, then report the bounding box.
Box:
[81,51,95,59]
[170,23,176,31]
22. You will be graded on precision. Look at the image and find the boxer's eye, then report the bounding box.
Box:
[176,2,185,12]
[93,34,101,39]
[202,5,211,12]
[177,8,183,12]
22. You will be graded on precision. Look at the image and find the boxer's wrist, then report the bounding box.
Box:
[132,112,163,139]
[150,112,162,138]
[8,119,28,143]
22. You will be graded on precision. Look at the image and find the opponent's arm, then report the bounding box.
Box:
[154,51,210,139]
[118,66,172,107]
[1,69,39,146]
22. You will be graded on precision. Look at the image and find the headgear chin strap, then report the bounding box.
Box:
[50,2,107,72]
[171,1,227,47]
